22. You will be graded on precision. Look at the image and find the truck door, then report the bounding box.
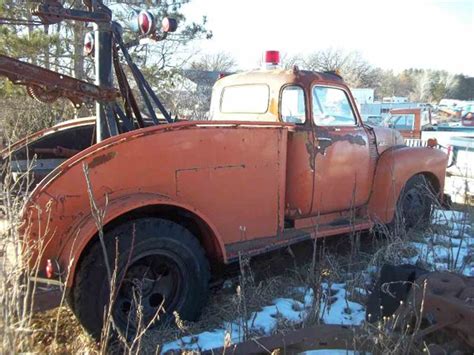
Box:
[310,85,375,214]
[281,85,315,218]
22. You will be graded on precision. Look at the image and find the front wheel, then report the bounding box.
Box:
[393,174,434,231]
[72,218,210,339]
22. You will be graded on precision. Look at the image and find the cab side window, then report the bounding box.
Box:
[281,86,306,124]
[312,86,357,126]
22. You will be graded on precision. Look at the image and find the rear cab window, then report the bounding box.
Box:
[312,86,357,126]
[220,84,269,114]
[280,86,306,124]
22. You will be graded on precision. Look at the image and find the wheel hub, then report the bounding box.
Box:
[114,256,183,328]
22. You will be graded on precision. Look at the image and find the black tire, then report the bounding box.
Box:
[392,174,433,231]
[72,217,210,339]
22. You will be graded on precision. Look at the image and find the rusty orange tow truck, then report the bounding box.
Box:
[1,2,448,339]
[19,55,449,336]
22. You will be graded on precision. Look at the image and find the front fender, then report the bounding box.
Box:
[368,146,448,224]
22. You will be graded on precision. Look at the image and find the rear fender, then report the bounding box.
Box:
[46,193,225,288]
[368,147,447,224]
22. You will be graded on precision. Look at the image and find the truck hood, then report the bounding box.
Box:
[371,126,405,154]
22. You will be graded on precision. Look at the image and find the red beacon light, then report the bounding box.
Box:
[263,50,280,69]
[83,32,94,56]
[138,10,156,36]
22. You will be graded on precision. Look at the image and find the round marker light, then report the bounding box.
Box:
[84,32,94,56]
[162,17,178,33]
[265,50,280,65]
[45,259,54,278]
[138,10,155,35]
[427,138,438,148]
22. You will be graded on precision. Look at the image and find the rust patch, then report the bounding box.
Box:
[318,132,366,154]
[88,151,116,169]
[305,136,317,171]
[305,128,367,169]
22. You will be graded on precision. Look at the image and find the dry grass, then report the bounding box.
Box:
[29,307,98,353]
[1,204,472,353]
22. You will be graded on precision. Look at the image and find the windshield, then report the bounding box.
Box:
[312,86,356,126]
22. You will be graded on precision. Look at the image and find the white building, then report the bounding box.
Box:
[382,96,409,103]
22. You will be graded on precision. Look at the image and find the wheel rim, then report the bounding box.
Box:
[401,187,427,227]
[114,253,185,330]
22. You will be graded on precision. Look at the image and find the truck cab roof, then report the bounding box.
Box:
[209,68,348,124]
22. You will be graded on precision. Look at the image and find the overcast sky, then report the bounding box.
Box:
[182,0,474,75]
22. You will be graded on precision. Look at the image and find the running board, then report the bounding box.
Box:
[226,219,373,262]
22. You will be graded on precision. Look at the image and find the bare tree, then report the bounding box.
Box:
[303,48,379,88]
[190,52,237,72]
[280,52,304,70]
[304,48,349,72]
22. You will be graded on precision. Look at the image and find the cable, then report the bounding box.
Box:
[0,17,44,26]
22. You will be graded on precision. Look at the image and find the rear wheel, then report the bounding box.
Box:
[72,218,210,339]
[393,174,433,231]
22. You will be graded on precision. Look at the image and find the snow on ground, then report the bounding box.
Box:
[162,283,365,353]
[405,209,474,276]
[161,208,473,353]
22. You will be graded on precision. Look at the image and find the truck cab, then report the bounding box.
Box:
[209,67,389,218]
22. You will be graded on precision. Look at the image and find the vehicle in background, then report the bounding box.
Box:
[382,108,473,205]
[385,108,474,147]
[445,136,474,205]
[462,111,474,127]
[383,108,430,139]
[359,101,423,123]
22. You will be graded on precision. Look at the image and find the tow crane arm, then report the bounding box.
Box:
[0,54,119,107]
[0,0,176,141]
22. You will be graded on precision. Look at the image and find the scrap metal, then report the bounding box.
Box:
[393,271,474,350]
[203,267,474,354]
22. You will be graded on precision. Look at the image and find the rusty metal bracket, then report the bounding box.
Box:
[202,324,370,354]
[0,55,119,107]
[395,271,474,349]
[369,265,474,351]
[33,0,111,25]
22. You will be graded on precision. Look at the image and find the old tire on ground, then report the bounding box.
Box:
[392,174,433,231]
[72,218,210,339]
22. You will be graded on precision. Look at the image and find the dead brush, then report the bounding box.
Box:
[0,147,100,353]
[0,144,43,352]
